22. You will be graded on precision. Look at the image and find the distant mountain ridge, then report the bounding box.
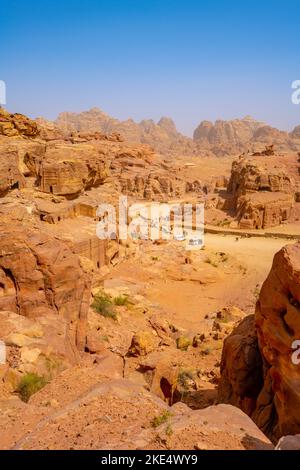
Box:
[51,107,300,157]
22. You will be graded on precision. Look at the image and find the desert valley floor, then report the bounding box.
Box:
[1,108,300,450]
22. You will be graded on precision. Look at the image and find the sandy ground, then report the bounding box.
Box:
[112,233,293,332]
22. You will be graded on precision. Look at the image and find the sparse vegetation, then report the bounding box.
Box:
[218,252,229,262]
[113,294,131,306]
[201,347,212,356]
[253,285,261,300]
[222,219,231,227]
[91,291,117,320]
[177,369,195,389]
[218,219,231,227]
[165,424,173,437]
[44,356,63,379]
[17,373,47,402]
[206,252,229,266]
[176,336,192,351]
[239,264,247,275]
[151,256,159,261]
[151,410,172,428]
[219,316,229,324]
[205,257,218,268]
[100,334,109,342]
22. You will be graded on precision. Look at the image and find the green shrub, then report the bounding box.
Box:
[151,410,171,428]
[113,294,131,307]
[176,336,192,351]
[91,291,117,320]
[17,373,47,402]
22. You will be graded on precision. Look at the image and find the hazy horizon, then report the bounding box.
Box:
[40,106,294,138]
[2,0,300,136]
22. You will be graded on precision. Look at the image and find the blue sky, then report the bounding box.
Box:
[1,0,300,135]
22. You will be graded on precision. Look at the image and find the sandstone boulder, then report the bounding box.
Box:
[128,331,158,357]
[275,434,300,450]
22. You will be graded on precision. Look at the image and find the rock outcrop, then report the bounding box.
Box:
[0,310,80,393]
[194,116,300,157]
[0,144,26,196]
[218,242,300,441]
[1,103,296,158]
[0,226,91,351]
[0,373,273,450]
[193,116,264,157]
[222,156,295,229]
[0,109,39,137]
[55,108,198,156]
[24,142,109,197]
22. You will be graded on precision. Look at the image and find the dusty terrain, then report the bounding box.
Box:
[1,108,300,450]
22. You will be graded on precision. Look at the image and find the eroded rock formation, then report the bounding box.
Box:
[223,156,295,229]
[219,242,300,441]
[194,116,300,157]
[53,108,300,157]
[0,226,91,351]
[54,108,199,156]
[0,109,39,137]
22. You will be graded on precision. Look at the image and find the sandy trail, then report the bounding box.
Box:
[113,233,294,332]
[204,233,291,272]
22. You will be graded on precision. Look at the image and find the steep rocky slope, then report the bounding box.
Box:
[218,241,300,441]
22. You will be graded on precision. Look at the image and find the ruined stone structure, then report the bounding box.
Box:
[72,237,107,270]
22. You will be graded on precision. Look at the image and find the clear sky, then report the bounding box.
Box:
[1,0,300,135]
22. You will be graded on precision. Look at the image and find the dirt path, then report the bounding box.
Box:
[113,233,293,333]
